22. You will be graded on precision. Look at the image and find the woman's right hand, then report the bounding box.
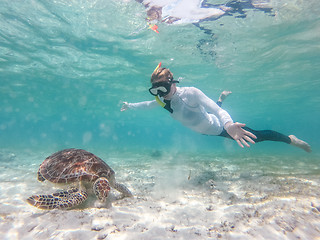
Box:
[121,102,129,112]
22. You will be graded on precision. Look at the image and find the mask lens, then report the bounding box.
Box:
[157,86,167,93]
[157,86,168,97]
[149,88,158,95]
[149,85,170,96]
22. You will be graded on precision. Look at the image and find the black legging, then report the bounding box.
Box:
[216,101,291,144]
[218,127,291,144]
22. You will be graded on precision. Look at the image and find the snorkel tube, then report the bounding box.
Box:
[153,62,166,107]
[155,95,165,107]
[151,62,178,113]
[154,62,161,72]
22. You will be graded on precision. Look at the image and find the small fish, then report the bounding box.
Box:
[188,170,191,180]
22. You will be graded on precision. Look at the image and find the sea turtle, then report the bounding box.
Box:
[27,148,132,210]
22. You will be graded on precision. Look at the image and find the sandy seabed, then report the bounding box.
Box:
[1,150,320,240]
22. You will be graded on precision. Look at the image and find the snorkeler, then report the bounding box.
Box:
[121,63,311,153]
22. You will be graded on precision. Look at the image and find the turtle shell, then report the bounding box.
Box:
[38,149,114,184]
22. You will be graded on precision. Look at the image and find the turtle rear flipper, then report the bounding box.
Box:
[27,188,88,210]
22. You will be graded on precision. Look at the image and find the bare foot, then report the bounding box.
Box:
[218,91,232,102]
[289,135,312,153]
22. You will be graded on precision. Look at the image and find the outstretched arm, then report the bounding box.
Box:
[120,100,158,111]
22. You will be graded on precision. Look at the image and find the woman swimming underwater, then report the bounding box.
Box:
[121,63,311,152]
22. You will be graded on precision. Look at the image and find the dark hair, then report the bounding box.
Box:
[150,68,173,84]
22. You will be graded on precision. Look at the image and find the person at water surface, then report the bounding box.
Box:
[121,63,311,153]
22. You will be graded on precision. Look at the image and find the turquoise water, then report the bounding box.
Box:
[1,0,319,155]
[1,1,320,239]
[1,0,320,155]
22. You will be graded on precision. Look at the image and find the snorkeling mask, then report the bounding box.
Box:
[149,62,179,97]
[148,80,179,97]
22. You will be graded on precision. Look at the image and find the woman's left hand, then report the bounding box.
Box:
[224,122,257,148]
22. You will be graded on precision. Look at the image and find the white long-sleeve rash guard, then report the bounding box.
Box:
[127,87,233,135]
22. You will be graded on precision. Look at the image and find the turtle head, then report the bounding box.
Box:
[93,177,110,202]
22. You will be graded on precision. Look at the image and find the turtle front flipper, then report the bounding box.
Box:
[27,188,88,210]
[93,177,110,202]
